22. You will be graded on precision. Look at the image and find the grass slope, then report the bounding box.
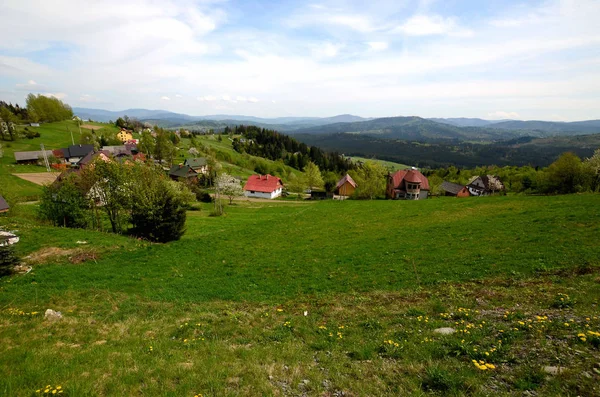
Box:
[1,195,599,395]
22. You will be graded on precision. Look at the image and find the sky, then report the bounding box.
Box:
[0,0,599,121]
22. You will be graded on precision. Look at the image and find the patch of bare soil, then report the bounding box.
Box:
[12,172,59,186]
[80,124,102,131]
[24,247,99,265]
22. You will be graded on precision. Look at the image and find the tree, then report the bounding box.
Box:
[350,161,387,199]
[304,161,324,191]
[80,130,97,148]
[0,245,19,278]
[216,173,244,204]
[81,159,130,233]
[26,93,73,122]
[542,152,592,194]
[154,129,176,165]
[139,130,156,157]
[585,148,600,191]
[38,174,91,228]
[129,165,193,242]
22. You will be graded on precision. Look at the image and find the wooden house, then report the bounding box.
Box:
[334,174,357,197]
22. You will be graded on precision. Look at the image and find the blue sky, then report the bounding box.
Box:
[0,0,599,120]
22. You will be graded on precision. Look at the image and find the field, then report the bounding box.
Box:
[12,173,60,186]
[1,195,599,396]
[349,156,411,172]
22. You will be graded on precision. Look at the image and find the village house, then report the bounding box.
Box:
[184,157,209,174]
[0,195,9,213]
[467,175,505,196]
[441,181,471,197]
[334,174,357,197]
[116,129,133,143]
[244,174,283,199]
[62,144,95,166]
[386,168,430,200]
[168,164,198,181]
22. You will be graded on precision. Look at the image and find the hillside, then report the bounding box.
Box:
[1,195,599,395]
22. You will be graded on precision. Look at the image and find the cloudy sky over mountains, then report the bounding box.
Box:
[0,0,599,120]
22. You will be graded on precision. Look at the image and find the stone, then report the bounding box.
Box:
[44,309,63,321]
[543,366,565,375]
[433,327,456,335]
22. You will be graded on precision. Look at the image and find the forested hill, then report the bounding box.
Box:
[230,125,354,173]
[288,116,600,142]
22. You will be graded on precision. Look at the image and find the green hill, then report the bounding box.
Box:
[1,195,599,395]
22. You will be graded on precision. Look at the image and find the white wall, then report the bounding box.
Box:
[245,187,282,199]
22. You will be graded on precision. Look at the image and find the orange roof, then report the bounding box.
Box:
[389,169,430,190]
[244,174,283,193]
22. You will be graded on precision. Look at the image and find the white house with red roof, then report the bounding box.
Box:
[243,174,284,199]
[386,168,430,200]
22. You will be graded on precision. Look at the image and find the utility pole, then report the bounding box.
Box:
[67,123,74,145]
[40,143,51,172]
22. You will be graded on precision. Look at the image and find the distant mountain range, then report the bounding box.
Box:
[73,107,600,140]
[73,107,369,130]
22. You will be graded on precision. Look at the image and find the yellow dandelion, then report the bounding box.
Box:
[485,363,496,369]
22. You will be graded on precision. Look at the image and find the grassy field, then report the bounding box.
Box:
[1,195,599,396]
[350,156,411,172]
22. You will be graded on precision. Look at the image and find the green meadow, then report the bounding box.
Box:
[1,195,599,396]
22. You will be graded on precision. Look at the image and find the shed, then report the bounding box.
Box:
[334,174,357,197]
[14,150,54,164]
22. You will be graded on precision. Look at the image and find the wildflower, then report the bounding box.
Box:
[318,325,327,330]
[276,308,283,312]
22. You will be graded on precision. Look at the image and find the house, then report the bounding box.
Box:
[0,195,9,213]
[168,164,198,181]
[334,174,357,197]
[14,150,54,164]
[116,129,133,143]
[78,150,111,169]
[441,181,471,197]
[467,175,505,196]
[184,157,209,174]
[386,168,430,200]
[63,144,95,166]
[243,174,283,199]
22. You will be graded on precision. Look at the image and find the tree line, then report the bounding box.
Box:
[230,125,354,174]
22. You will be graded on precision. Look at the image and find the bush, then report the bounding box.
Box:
[38,175,90,228]
[0,244,19,278]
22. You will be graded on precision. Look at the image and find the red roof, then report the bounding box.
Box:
[244,174,283,193]
[389,169,430,190]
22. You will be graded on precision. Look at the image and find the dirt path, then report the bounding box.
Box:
[12,172,59,186]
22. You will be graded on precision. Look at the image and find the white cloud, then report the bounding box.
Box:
[312,42,342,58]
[175,94,183,98]
[221,94,231,101]
[248,97,259,103]
[161,96,171,101]
[197,95,217,101]
[42,92,67,99]
[487,111,520,119]
[394,14,472,37]
[367,41,388,51]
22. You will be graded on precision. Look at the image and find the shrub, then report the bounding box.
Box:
[38,174,90,228]
[0,244,19,278]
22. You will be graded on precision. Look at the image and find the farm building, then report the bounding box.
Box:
[0,195,9,213]
[13,150,54,165]
[441,181,471,197]
[244,174,284,199]
[184,157,208,174]
[386,168,430,200]
[168,164,198,181]
[335,174,357,197]
[468,175,505,196]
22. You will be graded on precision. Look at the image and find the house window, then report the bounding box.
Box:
[250,191,255,194]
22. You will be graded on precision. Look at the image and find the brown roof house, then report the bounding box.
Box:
[334,174,357,197]
[441,181,471,197]
[386,168,430,200]
[467,175,505,196]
